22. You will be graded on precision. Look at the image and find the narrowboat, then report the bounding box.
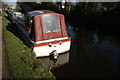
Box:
[5,10,71,58]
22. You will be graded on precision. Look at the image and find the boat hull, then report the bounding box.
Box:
[33,38,71,57]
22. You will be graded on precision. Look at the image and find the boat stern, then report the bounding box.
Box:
[33,38,71,57]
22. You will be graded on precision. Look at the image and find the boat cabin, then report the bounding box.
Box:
[5,10,71,57]
[26,10,68,42]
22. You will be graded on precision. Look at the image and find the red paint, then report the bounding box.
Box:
[33,12,68,41]
[34,43,49,47]
[62,39,71,43]
[34,39,71,47]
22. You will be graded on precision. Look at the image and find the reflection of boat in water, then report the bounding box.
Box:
[37,52,69,69]
[5,10,71,58]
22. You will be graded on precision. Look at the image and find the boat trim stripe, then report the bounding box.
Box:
[34,39,71,47]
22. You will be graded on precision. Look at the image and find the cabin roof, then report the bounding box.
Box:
[27,10,54,18]
[27,11,44,17]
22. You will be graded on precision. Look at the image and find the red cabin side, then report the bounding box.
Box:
[33,13,68,42]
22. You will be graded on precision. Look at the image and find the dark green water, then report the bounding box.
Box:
[51,27,120,79]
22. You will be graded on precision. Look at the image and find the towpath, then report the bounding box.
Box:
[0,14,2,80]
[0,15,11,79]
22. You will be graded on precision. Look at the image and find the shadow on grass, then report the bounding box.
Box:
[5,17,30,48]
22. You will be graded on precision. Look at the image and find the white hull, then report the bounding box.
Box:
[33,38,71,57]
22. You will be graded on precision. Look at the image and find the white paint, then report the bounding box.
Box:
[34,37,69,44]
[33,40,71,57]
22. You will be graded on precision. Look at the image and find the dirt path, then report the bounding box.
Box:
[1,16,11,79]
[0,15,2,79]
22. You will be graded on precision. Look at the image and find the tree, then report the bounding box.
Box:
[17,2,37,14]
[17,2,58,14]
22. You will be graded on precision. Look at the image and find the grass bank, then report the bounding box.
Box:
[2,11,55,79]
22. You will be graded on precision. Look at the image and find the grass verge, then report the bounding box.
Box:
[2,11,55,79]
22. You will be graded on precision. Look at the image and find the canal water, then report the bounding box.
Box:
[38,26,120,79]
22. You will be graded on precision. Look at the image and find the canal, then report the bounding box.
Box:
[4,9,120,79]
[38,25,120,79]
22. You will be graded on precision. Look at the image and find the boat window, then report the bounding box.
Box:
[42,14,60,33]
